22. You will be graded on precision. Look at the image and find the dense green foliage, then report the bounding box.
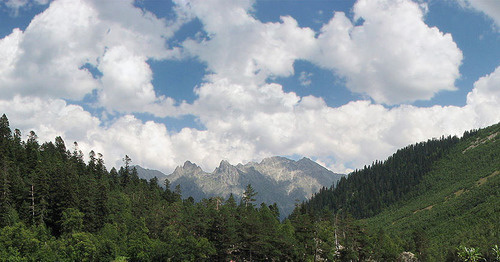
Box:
[0,114,394,261]
[1,113,498,261]
[300,122,500,261]
[364,124,500,261]
[303,135,461,218]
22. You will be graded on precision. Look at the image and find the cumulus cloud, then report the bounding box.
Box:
[0,96,100,144]
[299,71,313,86]
[178,0,463,104]
[465,66,500,126]
[0,0,498,176]
[459,0,500,30]
[1,0,102,100]
[2,66,499,175]
[176,66,499,173]
[159,65,500,173]
[2,0,49,16]
[96,45,181,117]
[177,0,316,85]
[311,0,463,104]
[0,0,183,116]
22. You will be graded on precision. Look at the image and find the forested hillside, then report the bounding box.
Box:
[1,113,499,261]
[299,123,500,261]
[365,123,500,261]
[0,114,395,261]
[303,134,462,218]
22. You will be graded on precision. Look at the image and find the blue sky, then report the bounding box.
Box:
[0,0,499,174]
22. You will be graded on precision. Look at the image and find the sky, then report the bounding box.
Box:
[0,0,499,174]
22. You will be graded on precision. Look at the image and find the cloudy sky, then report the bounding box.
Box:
[0,0,499,174]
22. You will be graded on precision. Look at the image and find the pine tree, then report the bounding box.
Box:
[94,184,108,230]
[54,136,68,161]
[0,159,12,227]
[0,114,12,157]
[120,155,132,187]
[242,184,257,208]
[25,131,40,172]
[33,166,49,225]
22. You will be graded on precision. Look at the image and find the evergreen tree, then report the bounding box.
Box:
[242,184,257,208]
[0,159,12,227]
[120,155,132,187]
[61,208,84,234]
[0,114,12,157]
[54,136,68,160]
[33,165,49,225]
[25,131,40,172]
[0,113,497,261]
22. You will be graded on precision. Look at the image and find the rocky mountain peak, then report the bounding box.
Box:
[137,156,345,218]
[183,160,197,169]
[297,157,319,168]
[298,157,313,163]
[214,160,240,181]
[218,159,231,168]
[172,160,203,176]
[259,156,291,165]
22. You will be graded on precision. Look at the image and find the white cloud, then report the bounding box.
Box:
[0,0,498,177]
[178,0,463,104]
[0,0,183,116]
[1,65,498,175]
[90,0,491,174]
[466,66,500,126]
[0,0,101,100]
[177,0,316,85]
[311,0,463,104]
[173,66,499,174]
[459,0,500,30]
[178,77,475,173]
[4,0,29,13]
[98,46,155,110]
[0,96,100,144]
[299,71,313,86]
[3,0,49,16]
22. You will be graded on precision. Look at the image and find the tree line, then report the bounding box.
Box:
[301,135,461,219]
[0,114,410,261]
[1,113,498,261]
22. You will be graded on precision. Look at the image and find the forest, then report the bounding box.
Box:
[0,113,499,261]
[303,134,461,219]
[300,123,500,261]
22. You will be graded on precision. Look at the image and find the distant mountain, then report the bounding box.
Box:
[136,157,344,218]
[132,165,167,181]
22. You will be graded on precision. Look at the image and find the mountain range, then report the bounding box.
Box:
[134,156,344,217]
[1,113,499,261]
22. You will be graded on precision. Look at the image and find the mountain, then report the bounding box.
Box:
[136,156,344,218]
[300,124,500,261]
[303,135,461,218]
[131,165,167,181]
[0,113,353,261]
[2,113,499,261]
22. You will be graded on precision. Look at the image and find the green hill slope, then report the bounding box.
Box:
[365,123,500,261]
[304,135,462,219]
[302,123,500,261]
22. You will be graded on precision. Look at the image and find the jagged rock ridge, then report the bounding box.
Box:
[137,156,344,218]
[131,165,167,181]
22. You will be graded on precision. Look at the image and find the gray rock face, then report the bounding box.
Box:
[138,157,344,218]
[131,165,167,181]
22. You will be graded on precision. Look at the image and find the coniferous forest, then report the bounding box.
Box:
[0,113,384,261]
[303,135,461,219]
[1,113,499,261]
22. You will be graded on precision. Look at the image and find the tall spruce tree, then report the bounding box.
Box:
[242,184,257,208]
